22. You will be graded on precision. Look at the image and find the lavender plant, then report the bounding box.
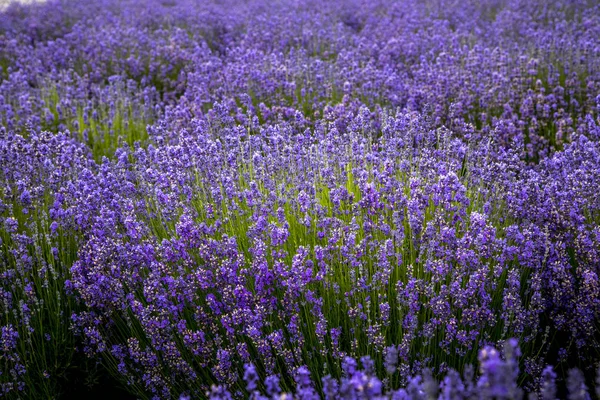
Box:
[0,0,599,398]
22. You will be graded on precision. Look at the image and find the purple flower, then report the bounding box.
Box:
[244,363,259,392]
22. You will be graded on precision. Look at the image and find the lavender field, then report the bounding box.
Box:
[1,0,600,398]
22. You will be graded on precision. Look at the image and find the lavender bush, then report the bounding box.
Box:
[1,0,600,398]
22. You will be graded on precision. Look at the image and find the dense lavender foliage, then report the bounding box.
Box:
[1,0,600,398]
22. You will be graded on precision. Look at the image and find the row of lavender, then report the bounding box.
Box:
[209,342,599,399]
[1,0,600,398]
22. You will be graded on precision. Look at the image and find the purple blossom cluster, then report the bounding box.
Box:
[1,0,600,398]
[204,340,600,400]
